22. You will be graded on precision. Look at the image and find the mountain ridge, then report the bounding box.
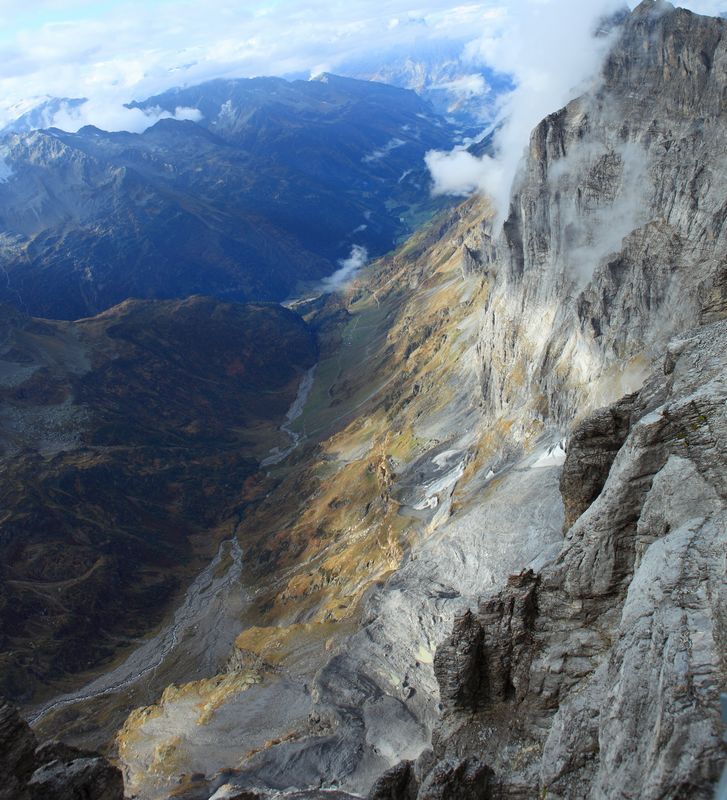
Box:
[0,74,458,320]
[0,3,724,799]
[113,4,726,798]
[0,296,317,709]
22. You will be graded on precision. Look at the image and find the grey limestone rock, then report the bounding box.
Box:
[0,699,124,800]
[433,611,485,714]
[559,393,637,531]
[367,759,417,800]
[475,2,727,432]
[416,757,493,800]
[427,318,727,798]
[418,9,727,791]
[28,757,125,800]
[0,701,37,800]
[476,570,540,708]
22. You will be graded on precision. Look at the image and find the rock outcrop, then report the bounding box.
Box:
[420,318,727,798]
[559,392,636,530]
[367,759,417,800]
[0,700,37,800]
[433,611,485,713]
[0,700,123,800]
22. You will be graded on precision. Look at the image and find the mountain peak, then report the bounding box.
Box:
[632,0,675,16]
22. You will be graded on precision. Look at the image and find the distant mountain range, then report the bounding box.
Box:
[344,44,512,131]
[0,75,458,320]
[0,97,87,135]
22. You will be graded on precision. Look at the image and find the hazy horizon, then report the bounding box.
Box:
[1,0,725,134]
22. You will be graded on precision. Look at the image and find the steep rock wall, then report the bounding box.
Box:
[477,0,727,429]
[370,3,727,798]
[423,318,727,799]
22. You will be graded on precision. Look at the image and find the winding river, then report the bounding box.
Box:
[27,536,245,726]
[260,364,317,467]
[27,363,320,727]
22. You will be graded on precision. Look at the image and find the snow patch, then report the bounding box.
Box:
[426,460,466,496]
[0,147,14,183]
[415,458,467,511]
[216,100,236,122]
[532,442,567,469]
[432,449,462,470]
[414,495,439,511]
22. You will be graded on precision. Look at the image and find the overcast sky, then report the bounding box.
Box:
[0,0,725,130]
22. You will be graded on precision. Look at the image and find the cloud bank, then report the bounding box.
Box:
[0,1,501,132]
[48,99,202,134]
[0,1,723,136]
[426,0,627,221]
[425,0,726,222]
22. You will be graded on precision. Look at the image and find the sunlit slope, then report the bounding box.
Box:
[117,197,570,797]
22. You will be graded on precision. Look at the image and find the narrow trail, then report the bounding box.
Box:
[27,536,245,726]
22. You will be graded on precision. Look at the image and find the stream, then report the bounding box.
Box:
[27,364,319,727]
[27,536,245,726]
[260,364,317,467]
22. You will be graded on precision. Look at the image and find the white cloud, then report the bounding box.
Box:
[0,1,502,132]
[362,137,406,163]
[0,0,723,135]
[426,0,626,220]
[434,73,490,99]
[48,99,202,134]
[426,148,500,196]
[321,245,369,292]
[425,0,726,222]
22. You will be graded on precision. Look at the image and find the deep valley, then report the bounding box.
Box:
[0,2,726,800]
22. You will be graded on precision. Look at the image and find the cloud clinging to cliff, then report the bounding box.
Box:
[425,0,726,220]
[426,0,630,221]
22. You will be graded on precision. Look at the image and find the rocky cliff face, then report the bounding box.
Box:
[399,318,727,798]
[389,3,727,797]
[477,0,727,431]
[0,700,123,800]
[31,3,727,799]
